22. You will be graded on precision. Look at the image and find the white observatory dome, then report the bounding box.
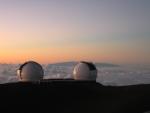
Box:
[73,61,97,81]
[17,61,44,82]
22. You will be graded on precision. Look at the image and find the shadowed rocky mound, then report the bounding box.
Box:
[47,61,119,67]
[0,80,150,113]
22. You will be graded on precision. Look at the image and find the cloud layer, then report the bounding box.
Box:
[0,64,150,86]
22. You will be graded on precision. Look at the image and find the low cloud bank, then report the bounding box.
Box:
[0,64,150,86]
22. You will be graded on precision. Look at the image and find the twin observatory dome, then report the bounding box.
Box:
[17,61,98,82]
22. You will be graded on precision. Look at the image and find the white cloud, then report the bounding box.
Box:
[0,64,150,86]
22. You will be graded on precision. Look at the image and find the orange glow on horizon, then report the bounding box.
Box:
[0,42,149,64]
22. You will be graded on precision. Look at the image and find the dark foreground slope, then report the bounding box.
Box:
[0,80,150,113]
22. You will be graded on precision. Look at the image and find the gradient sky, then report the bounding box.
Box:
[0,0,150,64]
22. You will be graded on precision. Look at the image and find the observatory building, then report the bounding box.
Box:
[73,61,97,81]
[17,61,44,82]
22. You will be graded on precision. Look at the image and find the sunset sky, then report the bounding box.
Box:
[0,0,150,64]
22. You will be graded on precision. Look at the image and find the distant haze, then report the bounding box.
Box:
[0,0,150,64]
[0,62,150,86]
